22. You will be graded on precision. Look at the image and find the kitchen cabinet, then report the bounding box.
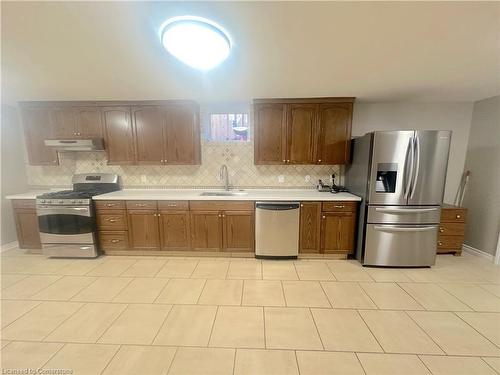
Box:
[11,200,41,251]
[223,211,254,252]
[159,211,191,250]
[437,204,467,256]
[164,104,201,164]
[51,107,78,138]
[190,211,223,251]
[299,202,322,253]
[254,103,287,164]
[50,106,104,138]
[254,98,354,165]
[127,209,161,250]
[321,212,356,255]
[132,104,201,165]
[103,107,136,165]
[96,201,129,252]
[21,107,59,166]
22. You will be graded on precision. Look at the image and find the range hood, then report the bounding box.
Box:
[44,138,104,151]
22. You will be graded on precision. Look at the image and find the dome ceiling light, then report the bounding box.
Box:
[159,16,231,71]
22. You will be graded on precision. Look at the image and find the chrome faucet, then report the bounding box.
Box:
[219,164,230,191]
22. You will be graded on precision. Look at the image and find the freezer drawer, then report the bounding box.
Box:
[255,202,300,259]
[364,224,437,267]
[367,205,440,224]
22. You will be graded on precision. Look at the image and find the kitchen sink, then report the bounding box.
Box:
[200,190,248,196]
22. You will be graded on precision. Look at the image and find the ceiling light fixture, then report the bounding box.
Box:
[159,16,231,71]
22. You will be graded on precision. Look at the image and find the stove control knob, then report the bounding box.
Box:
[59,200,64,204]
[46,200,52,204]
[41,200,46,203]
[78,200,84,204]
[71,200,76,204]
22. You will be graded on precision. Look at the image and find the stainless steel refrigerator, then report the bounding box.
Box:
[345,130,451,267]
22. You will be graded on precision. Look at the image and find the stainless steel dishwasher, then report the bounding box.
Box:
[255,201,300,259]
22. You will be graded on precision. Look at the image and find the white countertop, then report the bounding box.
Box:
[94,189,361,201]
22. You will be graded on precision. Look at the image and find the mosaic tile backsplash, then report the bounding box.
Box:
[26,142,341,189]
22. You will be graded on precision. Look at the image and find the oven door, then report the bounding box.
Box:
[37,206,94,244]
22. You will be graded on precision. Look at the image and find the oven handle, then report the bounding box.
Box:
[37,206,91,217]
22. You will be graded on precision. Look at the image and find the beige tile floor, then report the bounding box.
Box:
[1,248,500,375]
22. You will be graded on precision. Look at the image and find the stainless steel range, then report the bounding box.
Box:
[36,173,120,258]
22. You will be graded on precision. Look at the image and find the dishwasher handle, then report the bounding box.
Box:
[255,202,300,210]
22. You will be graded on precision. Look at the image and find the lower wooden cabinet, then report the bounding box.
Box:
[12,201,42,250]
[190,211,223,251]
[223,211,254,252]
[159,211,191,250]
[321,212,356,254]
[127,209,160,250]
[299,202,321,253]
[437,204,467,256]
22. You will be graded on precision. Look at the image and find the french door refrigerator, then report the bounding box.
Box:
[345,130,451,266]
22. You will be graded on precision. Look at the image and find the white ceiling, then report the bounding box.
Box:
[2,1,499,104]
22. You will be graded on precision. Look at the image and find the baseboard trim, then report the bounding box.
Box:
[0,241,18,252]
[462,244,495,262]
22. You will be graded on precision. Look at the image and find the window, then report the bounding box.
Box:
[210,113,249,141]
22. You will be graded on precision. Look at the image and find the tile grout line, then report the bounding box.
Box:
[152,278,172,304]
[308,307,326,351]
[416,353,440,375]
[97,344,122,375]
[435,283,482,311]
[40,301,88,342]
[403,310,448,355]
[108,277,136,303]
[452,311,500,350]
[357,281,380,309]
[355,309,384,353]
[353,352,368,375]
[206,305,220,348]
[165,346,179,375]
[294,350,302,375]
[0,300,43,330]
[318,281,333,309]
[93,303,130,344]
[394,281,426,310]
[150,304,176,345]
[37,340,68,371]
[480,356,500,374]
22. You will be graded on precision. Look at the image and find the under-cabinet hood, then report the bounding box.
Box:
[44,138,104,151]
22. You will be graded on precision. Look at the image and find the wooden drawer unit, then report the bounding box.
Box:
[437,204,467,256]
[12,199,37,209]
[95,200,126,210]
[158,200,189,210]
[99,231,129,250]
[189,201,254,211]
[126,200,158,210]
[97,210,128,230]
[322,201,357,212]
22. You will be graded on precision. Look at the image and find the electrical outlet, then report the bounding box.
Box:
[305,175,311,182]
[278,175,285,183]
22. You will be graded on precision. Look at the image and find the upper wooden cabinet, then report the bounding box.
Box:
[19,100,201,166]
[254,98,354,165]
[103,107,136,165]
[21,107,59,165]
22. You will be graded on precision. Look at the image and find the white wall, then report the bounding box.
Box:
[1,105,30,245]
[462,95,500,256]
[352,102,474,203]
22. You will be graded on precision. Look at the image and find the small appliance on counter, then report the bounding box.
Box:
[36,173,121,258]
[317,173,349,194]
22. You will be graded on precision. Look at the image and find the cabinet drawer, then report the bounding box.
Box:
[437,236,464,249]
[441,208,467,223]
[438,222,465,236]
[322,201,357,212]
[126,200,158,210]
[158,201,189,210]
[12,199,36,209]
[190,201,254,211]
[95,200,126,210]
[99,231,129,250]
[97,211,128,230]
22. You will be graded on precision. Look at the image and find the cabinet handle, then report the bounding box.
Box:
[105,204,115,207]
[218,214,222,218]
[222,214,226,218]
[456,214,461,219]
[110,239,121,243]
[287,159,290,163]
[439,228,444,233]
[318,159,322,163]
[334,205,345,209]
[108,219,117,223]
[300,204,304,207]
[438,241,443,246]
[322,215,326,219]
[283,159,286,163]
[167,204,177,207]
[136,204,146,207]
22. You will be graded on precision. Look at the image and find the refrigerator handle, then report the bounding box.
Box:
[410,136,421,199]
[403,137,414,199]
[374,225,436,232]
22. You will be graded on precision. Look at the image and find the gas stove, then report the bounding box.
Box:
[36,173,121,258]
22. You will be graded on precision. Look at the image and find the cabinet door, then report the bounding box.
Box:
[164,104,200,164]
[21,107,59,165]
[51,107,78,138]
[75,107,103,137]
[321,212,355,254]
[13,209,42,249]
[132,106,165,165]
[287,104,317,164]
[127,210,160,250]
[190,211,222,251]
[254,103,287,164]
[159,211,191,250]
[223,211,254,252]
[317,103,353,165]
[299,202,321,253]
[103,107,135,165]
